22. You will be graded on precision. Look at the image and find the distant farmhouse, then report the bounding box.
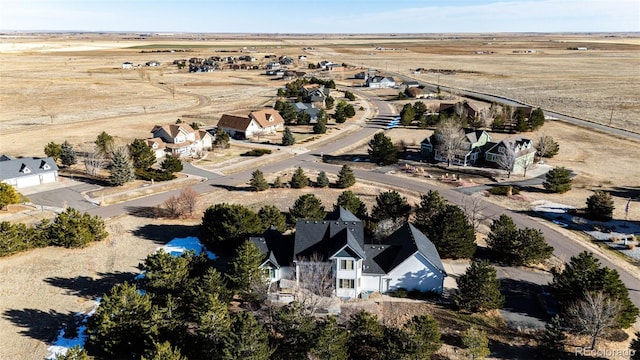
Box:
[366,76,396,88]
[217,109,285,139]
[0,155,59,188]
[251,207,446,300]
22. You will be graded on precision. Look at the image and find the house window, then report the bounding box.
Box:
[486,154,495,161]
[339,279,355,289]
[263,267,275,280]
[340,259,354,270]
[498,147,505,154]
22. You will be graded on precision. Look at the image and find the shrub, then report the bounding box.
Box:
[135,168,176,181]
[487,186,520,196]
[241,149,272,157]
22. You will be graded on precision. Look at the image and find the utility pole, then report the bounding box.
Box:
[609,105,614,126]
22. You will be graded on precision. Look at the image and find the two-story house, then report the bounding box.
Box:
[424,128,492,166]
[251,208,446,300]
[484,136,536,174]
[217,109,285,139]
[150,123,213,158]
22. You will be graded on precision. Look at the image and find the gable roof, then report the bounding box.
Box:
[249,109,285,127]
[145,138,166,149]
[151,123,195,138]
[218,114,253,131]
[463,128,489,144]
[0,156,59,181]
[250,226,294,268]
[294,208,364,261]
[486,136,534,156]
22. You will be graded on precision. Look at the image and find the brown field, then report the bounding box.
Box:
[1,33,639,359]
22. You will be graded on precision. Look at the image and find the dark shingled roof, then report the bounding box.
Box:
[250,226,294,268]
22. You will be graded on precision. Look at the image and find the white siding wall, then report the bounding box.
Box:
[385,253,444,294]
[335,257,360,298]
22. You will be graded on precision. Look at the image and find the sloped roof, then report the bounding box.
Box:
[486,136,534,156]
[294,208,364,261]
[0,156,59,181]
[145,138,166,149]
[195,130,213,141]
[250,226,294,268]
[218,114,253,131]
[151,123,195,138]
[463,128,489,144]
[326,206,361,222]
[249,109,285,127]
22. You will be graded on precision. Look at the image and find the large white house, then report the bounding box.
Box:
[0,155,59,188]
[251,208,446,299]
[149,123,213,158]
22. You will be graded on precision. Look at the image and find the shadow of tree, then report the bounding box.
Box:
[3,308,76,343]
[499,278,548,323]
[44,271,137,299]
[209,183,253,192]
[131,224,200,244]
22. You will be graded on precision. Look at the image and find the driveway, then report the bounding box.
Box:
[26,183,100,211]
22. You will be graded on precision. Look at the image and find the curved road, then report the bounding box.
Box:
[87,90,640,312]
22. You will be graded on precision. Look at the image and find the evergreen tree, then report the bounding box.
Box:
[462,326,491,360]
[368,132,398,165]
[213,127,230,149]
[529,107,545,130]
[109,147,135,186]
[347,310,385,360]
[512,228,554,266]
[129,138,156,170]
[402,314,443,359]
[160,155,183,174]
[136,249,191,303]
[197,292,231,353]
[188,268,232,319]
[400,103,416,126]
[95,131,115,157]
[223,312,272,360]
[317,109,328,123]
[44,141,62,161]
[455,260,504,312]
[344,90,356,101]
[47,207,108,248]
[429,204,476,259]
[289,194,325,221]
[269,302,316,360]
[280,103,298,125]
[53,346,91,360]
[550,251,639,329]
[371,190,411,223]
[543,167,572,193]
[0,183,20,209]
[227,241,267,303]
[200,203,263,256]
[316,171,330,188]
[250,169,269,191]
[141,341,187,360]
[258,205,286,232]
[336,164,356,188]
[334,107,347,123]
[413,101,428,118]
[272,176,284,188]
[87,282,159,358]
[60,140,77,167]
[310,316,349,360]
[312,119,327,134]
[296,111,311,125]
[282,127,296,146]
[487,214,519,261]
[413,190,447,234]
[586,190,615,221]
[325,95,335,109]
[290,167,309,188]
[539,315,567,359]
[335,190,368,219]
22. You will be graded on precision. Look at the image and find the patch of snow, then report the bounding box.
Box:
[156,236,216,260]
[533,201,575,214]
[552,220,569,227]
[46,298,101,359]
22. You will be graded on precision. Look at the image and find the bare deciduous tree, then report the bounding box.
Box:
[566,292,622,350]
[83,151,107,177]
[462,195,486,231]
[434,118,465,166]
[163,195,183,218]
[293,253,335,316]
[521,155,535,177]
[496,145,517,178]
[178,187,198,217]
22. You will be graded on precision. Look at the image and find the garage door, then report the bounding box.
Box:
[17,175,41,188]
[41,172,57,184]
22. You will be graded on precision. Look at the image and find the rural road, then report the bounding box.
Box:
[84,89,640,313]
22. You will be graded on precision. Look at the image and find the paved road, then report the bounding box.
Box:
[85,90,640,313]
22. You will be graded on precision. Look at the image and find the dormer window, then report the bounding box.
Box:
[42,163,50,170]
[20,164,31,173]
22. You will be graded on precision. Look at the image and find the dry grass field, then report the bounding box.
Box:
[1,33,639,359]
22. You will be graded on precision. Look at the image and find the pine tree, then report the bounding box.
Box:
[335,190,368,219]
[129,138,156,170]
[371,190,411,223]
[95,131,115,157]
[142,341,187,360]
[160,155,183,174]
[543,167,572,193]
[223,312,272,360]
[400,103,416,126]
[462,326,490,360]
[539,315,567,359]
[44,141,62,161]
[226,241,267,303]
[282,127,296,146]
[368,132,398,165]
[272,176,284,188]
[455,260,504,312]
[87,282,159,358]
[429,204,476,259]
[53,346,91,360]
[0,183,20,209]
[402,314,442,358]
[529,107,545,130]
[289,194,325,220]
[213,127,230,149]
[347,310,385,360]
[313,119,327,134]
[250,169,269,191]
[200,203,263,256]
[336,164,356,188]
[197,293,232,355]
[310,316,349,360]
[269,302,316,360]
[513,228,554,266]
[47,207,108,248]
[413,190,447,235]
[487,214,520,262]
[258,205,286,232]
[109,147,135,186]
[60,140,77,167]
[316,171,330,188]
[586,190,614,221]
[325,95,335,109]
[290,167,309,188]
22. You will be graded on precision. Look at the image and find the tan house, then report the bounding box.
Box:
[150,123,213,158]
[218,109,285,139]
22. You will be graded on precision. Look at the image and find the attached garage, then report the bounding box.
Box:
[0,155,59,189]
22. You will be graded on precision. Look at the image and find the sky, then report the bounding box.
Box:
[1,0,638,33]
